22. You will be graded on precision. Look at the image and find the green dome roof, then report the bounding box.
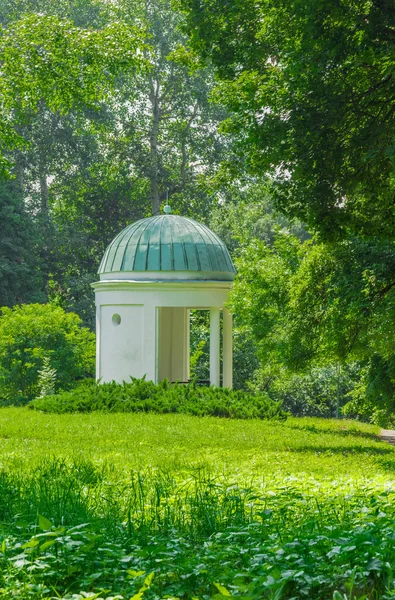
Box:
[99,214,236,280]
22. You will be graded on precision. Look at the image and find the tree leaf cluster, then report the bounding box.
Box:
[179,0,395,240]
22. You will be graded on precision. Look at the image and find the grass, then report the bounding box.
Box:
[1,408,395,599]
[0,408,386,476]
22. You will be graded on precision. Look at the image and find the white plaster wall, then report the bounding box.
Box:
[158,307,189,382]
[94,281,231,309]
[99,304,144,382]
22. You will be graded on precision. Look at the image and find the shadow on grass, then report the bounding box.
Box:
[288,444,395,456]
[283,421,381,442]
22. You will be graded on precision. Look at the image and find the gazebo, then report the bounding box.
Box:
[92,207,236,387]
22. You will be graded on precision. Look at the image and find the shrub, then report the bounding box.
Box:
[29,378,287,420]
[262,364,361,418]
[0,303,95,402]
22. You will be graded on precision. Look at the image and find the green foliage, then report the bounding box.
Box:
[231,232,395,424]
[0,303,95,401]
[0,0,237,325]
[209,184,309,255]
[0,180,45,307]
[0,411,394,599]
[286,239,395,367]
[266,364,360,419]
[230,230,303,368]
[2,462,395,599]
[343,355,395,427]
[180,0,395,240]
[0,12,146,174]
[29,377,287,420]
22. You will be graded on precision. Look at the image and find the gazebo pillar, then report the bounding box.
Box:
[223,308,233,388]
[143,305,157,382]
[210,307,220,386]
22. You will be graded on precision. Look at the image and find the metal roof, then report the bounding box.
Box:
[98,215,236,277]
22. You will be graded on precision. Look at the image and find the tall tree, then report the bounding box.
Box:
[0,179,45,307]
[0,12,146,176]
[108,0,228,217]
[0,7,146,310]
[179,0,395,239]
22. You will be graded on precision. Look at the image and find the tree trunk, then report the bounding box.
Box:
[149,80,161,216]
[39,171,49,214]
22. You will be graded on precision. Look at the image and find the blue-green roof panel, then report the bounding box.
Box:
[98,215,236,278]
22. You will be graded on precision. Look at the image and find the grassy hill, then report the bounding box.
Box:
[0,409,394,599]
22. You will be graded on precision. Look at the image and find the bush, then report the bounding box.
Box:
[262,364,361,418]
[342,355,395,426]
[29,378,287,420]
[0,303,95,402]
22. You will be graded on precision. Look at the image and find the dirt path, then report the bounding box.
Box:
[380,430,395,445]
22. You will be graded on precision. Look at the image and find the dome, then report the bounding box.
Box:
[98,214,236,281]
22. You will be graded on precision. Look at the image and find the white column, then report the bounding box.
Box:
[210,307,220,386]
[95,304,101,380]
[171,308,189,382]
[223,308,233,388]
[186,309,190,381]
[143,304,157,383]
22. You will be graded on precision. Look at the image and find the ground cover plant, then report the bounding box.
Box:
[29,378,286,421]
[0,409,394,599]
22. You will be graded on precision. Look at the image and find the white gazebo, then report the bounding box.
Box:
[92,207,236,387]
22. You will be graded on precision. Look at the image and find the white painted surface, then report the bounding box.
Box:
[223,308,233,388]
[99,304,144,382]
[142,304,156,382]
[210,307,220,386]
[158,308,189,382]
[93,280,231,309]
[95,305,100,380]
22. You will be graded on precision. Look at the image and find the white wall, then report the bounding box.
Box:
[99,304,144,382]
[158,307,189,382]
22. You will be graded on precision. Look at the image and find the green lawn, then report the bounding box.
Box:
[0,409,395,599]
[0,408,388,477]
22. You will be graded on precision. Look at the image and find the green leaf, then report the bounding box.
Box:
[128,570,146,578]
[213,583,231,597]
[40,540,56,551]
[38,514,53,531]
[22,539,40,549]
[143,571,155,588]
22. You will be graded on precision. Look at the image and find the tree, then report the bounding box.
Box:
[0,12,146,176]
[0,6,147,318]
[0,303,95,401]
[179,0,395,239]
[231,233,395,423]
[0,180,45,307]
[104,0,229,217]
[7,0,232,324]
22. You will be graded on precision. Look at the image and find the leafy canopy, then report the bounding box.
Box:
[0,12,147,174]
[231,232,395,423]
[179,0,395,239]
